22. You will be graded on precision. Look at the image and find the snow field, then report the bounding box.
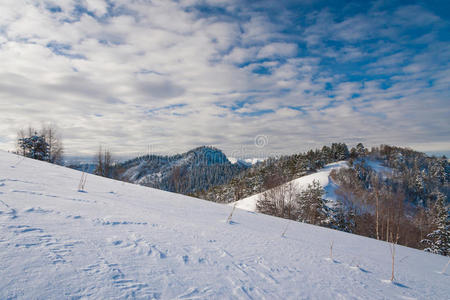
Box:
[0,152,448,299]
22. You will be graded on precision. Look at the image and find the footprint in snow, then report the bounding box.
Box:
[66,215,82,219]
[24,207,53,214]
[178,287,213,299]
[112,240,123,246]
[1,208,17,219]
[349,266,371,273]
[181,255,189,264]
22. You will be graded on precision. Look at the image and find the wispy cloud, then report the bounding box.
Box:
[0,0,449,157]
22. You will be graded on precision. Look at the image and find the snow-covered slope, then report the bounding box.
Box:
[0,152,448,299]
[232,161,349,212]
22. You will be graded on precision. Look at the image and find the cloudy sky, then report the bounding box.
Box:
[0,0,449,159]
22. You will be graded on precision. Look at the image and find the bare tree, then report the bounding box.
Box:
[16,128,27,156]
[171,166,183,193]
[41,124,64,164]
[370,176,382,240]
[95,146,114,178]
[285,181,297,219]
[95,145,104,176]
[104,148,113,177]
[389,232,399,281]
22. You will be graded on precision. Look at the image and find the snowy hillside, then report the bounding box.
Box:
[0,151,448,299]
[232,161,349,212]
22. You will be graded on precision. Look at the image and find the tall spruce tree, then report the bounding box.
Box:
[296,180,328,225]
[422,192,449,256]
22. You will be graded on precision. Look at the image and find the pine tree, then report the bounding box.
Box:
[256,192,277,215]
[16,125,63,164]
[429,158,447,185]
[331,202,354,233]
[296,180,328,225]
[356,143,367,157]
[421,192,449,256]
[414,171,426,206]
[331,143,350,161]
[18,134,49,161]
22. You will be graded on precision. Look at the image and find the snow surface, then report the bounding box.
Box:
[0,152,448,299]
[232,161,349,212]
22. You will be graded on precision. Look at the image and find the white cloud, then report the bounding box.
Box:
[224,47,259,64]
[257,42,298,59]
[0,0,448,158]
[83,0,108,16]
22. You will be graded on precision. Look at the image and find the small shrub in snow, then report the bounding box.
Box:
[281,220,291,238]
[226,203,237,224]
[78,169,88,192]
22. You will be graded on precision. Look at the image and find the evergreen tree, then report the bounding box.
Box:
[296,180,328,225]
[256,192,277,215]
[321,145,332,164]
[18,134,49,161]
[331,143,350,161]
[421,192,449,256]
[429,158,447,185]
[331,203,354,233]
[414,170,426,206]
[356,143,367,157]
[17,125,63,164]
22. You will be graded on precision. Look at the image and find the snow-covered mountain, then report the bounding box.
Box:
[116,146,247,194]
[0,151,448,299]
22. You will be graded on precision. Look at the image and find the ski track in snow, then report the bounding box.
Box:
[0,151,448,299]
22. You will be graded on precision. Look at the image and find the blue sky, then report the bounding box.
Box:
[0,0,449,158]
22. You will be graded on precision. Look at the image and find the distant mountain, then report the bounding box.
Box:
[115,146,248,194]
[227,157,266,166]
[67,163,97,174]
